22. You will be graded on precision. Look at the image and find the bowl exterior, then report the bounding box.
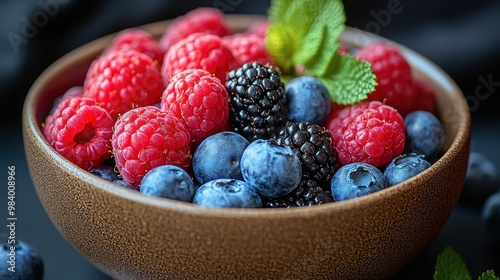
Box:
[22,16,470,280]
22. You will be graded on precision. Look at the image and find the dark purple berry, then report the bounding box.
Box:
[262,175,333,208]
[225,62,288,141]
[274,121,337,187]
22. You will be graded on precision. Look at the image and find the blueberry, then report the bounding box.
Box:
[330,162,389,201]
[140,165,195,202]
[240,139,302,198]
[285,76,331,126]
[193,179,262,208]
[193,131,250,185]
[113,179,138,191]
[404,110,445,161]
[0,240,44,280]
[460,152,500,206]
[89,165,119,182]
[481,192,500,243]
[383,153,431,186]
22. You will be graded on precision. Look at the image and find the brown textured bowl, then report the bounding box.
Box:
[22,15,470,280]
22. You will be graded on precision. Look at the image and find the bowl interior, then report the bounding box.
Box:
[26,17,469,211]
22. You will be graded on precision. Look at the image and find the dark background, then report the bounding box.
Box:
[1,0,499,279]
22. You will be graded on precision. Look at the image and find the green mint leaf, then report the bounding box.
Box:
[318,54,377,105]
[434,247,472,280]
[265,23,300,74]
[266,0,376,105]
[293,24,328,69]
[269,0,332,38]
[266,0,345,73]
[296,1,345,74]
[268,0,294,24]
[478,270,500,280]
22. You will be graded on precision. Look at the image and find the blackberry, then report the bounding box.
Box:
[262,175,334,208]
[275,122,337,187]
[225,62,288,141]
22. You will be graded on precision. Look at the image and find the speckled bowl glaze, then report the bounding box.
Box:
[22,15,470,280]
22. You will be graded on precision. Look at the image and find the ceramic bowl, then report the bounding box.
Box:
[22,15,471,280]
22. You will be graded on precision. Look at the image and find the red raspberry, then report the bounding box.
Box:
[161,32,238,85]
[161,69,229,147]
[60,86,84,99]
[83,49,164,120]
[107,28,164,70]
[409,75,437,114]
[355,42,416,116]
[159,7,230,53]
[222,33,274,67]
[49,86,83,115]
[338,44,350,55]
[246,19,269,38]
[111,106,191,188]
[43,97,114,170]
[326,100,405,167]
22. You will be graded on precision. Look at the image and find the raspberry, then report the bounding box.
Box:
[43,97,114,170]
[161,69,229,147]
[49,86,83,115]
[338,44,350,55]
[326,100,406,167]
[245,19,269,38]
[355,42,416,116]
[111,106,191,188]
[83,49,164,120]
[159,7,230,52]
[161,32,238,85]
[107,28,164,70]
[222,33,274,67]
[409,76,437,114]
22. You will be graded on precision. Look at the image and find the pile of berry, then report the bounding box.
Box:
[43,7,445,208]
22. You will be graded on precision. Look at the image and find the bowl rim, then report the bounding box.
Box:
[22,14,471,219]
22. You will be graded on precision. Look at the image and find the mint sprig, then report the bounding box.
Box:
[265,0,377,105]
[434,247,499,280]
[319,54,376,105]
